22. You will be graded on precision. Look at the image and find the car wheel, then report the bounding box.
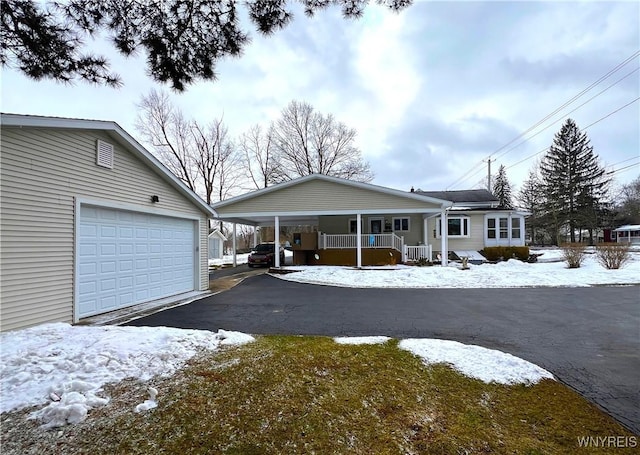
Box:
[248,264,253,268]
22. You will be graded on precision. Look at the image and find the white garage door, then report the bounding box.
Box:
[77,205,195,318]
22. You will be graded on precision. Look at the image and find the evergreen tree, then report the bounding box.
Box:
[1,0,413,91]
[518,168,543,244]
[539,118,610,243]
[492,164,514,209]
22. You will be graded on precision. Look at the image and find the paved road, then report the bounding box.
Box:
[129,275,640,434]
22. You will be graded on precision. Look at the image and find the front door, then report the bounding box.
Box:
[369,217,384,234]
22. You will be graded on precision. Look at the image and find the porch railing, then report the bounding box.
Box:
[321,232,404,252]
[403,245,433,262]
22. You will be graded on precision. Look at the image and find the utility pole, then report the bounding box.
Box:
[484,158,494,191]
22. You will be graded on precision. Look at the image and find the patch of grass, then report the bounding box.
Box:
[4,337,636,454]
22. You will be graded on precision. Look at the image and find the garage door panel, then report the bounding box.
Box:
[78,206,195,318]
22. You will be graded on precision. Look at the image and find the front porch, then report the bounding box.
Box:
[304,232,433,265]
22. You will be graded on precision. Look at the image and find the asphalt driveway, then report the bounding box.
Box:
[129,274,640,434]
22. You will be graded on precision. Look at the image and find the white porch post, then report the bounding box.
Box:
[423,217,429,246]
[253,227,257,248]
[274,216,280,268]
[232,223,237,267]
[356,213,362,268]
[441,209,448,266]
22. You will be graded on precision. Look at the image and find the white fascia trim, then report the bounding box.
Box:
[1,113,216,218]
[216,208,445,219]
[211,174,453,209]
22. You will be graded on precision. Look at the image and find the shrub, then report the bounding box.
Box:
[596,243,631,270]
[481,246,530,262]
[415,257,433,267]
[561,243,587,268]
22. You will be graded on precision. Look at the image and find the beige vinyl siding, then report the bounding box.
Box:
[218,179,441,214]
[1,126,208,332]
[430,213,485,252]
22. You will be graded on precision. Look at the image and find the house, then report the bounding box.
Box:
[208,229,227,260]
[613,225,640,245]
[211,174,527,267]
[0,114,216,332]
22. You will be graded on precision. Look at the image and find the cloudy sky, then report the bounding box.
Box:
[2,1,639,197]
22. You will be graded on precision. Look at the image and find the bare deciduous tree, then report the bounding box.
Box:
[238,123,276,189]
[136,89,239,205]
[270,100,373,183]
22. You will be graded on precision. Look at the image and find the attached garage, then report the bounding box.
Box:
[77,205,197,318]
[0,114,216,332]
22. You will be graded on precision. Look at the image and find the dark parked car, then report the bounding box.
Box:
[248,243,285,267]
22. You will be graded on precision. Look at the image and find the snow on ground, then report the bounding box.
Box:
[275,250,640,288]
[398,339,554,385]
[208,250,294,267]
[1,324,558,429]
[209,253,250,267]
[0,323,254,428]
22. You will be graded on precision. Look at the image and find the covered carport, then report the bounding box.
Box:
[211,174,452,267]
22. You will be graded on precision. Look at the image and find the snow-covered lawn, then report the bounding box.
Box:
[0,324,254,428]
[335,336,553,385]
[274,249,640,288]
[1,325,553,429]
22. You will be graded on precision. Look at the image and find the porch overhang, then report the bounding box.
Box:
[210,174,456,266]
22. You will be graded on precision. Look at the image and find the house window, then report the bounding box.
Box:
[499,218,508,238]
[393,217,410,231]
[486,215,524,245]
[511,218,521,239]
[487,218,496,239]
[436,216,470,238]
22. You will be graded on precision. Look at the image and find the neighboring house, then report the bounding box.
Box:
[208,229,227,260]
[211,174,527,267]
[0,114,216,332]
[614,225,640,245]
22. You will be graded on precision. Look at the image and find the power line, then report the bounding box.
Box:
[609,156,640,167]
[504,97,640,172]
[607,161,640,176]
[490,49,640,157]
[447,50,640,189]
[494,66,639,163]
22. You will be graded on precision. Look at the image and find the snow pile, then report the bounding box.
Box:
[0,323,254,428]
[275,250,640,288]
[399,339,554,385]
[334,336,391,345]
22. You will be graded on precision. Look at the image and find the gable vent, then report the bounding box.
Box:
[96,140,114,169]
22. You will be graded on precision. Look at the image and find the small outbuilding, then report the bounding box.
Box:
[0,114,216,332]
[208,229,227,260]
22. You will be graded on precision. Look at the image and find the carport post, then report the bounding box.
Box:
[253,227,257,247]
[232,223,237,267]
[356,213,362,268]
[274,216,280,268]
[441,209,448,266]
